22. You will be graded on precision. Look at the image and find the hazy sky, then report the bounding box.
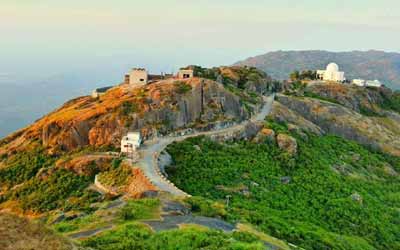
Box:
[1,0,399,79]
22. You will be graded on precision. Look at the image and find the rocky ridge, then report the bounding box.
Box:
[0,67,271,156]
[268,84,400,156]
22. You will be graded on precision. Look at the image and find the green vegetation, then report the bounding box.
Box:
[97,158,130,187]
[81,223,265,250]
[183,65,219,81]
[121,101,138,116]
[232,66,268,89]
[174,81,192,94]
[5,169,95,212]
[303,90,340,105]
[166,129,400,250]
[380,90,400,113]
[52,197,265,250]
[289,70,317,81]
[118,199,160,221]
[53,198,160,234]
[0,146,103,213]
[0,146,55,189]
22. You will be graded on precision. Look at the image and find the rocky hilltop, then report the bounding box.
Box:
[235,50,400,90]
[0,66,271,156]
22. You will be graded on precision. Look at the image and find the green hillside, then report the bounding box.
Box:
[166,126,400,250]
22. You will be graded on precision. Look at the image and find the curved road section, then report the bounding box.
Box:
[135,94,275,197]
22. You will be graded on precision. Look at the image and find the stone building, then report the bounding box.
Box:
[317,63,345,82]
[177,69,194,79]
[129,68,148,85]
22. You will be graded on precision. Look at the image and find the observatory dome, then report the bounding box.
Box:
[326,63,339,72]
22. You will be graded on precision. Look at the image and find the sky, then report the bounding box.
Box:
[1,0,399,80]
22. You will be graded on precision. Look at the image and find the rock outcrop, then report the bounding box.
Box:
[276,134,297,155]
[273,94,400,156]
[305,83,395,115]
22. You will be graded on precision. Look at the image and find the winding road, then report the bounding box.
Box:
[134,94,275,197]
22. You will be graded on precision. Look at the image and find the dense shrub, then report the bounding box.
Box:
[121,101,138,116]
[8,169,92,212]
[81,223,265,250]
[118,199,160,221]
[166,134,400,250]
[0,147,99,213]
[0,147,55,188]
[174,81,192,94]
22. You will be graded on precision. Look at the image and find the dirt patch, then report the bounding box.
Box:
[124,168,158,198]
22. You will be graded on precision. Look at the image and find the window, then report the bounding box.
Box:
[140,78,144,82]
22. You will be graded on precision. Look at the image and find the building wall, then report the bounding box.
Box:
[366,80,382,87]
[318,70,344,82]
[178,69,194,79]
[353,79,366,86]
[129,69,148,85]
[121,132,142,153]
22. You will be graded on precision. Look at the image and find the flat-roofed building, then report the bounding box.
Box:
[177,69,194,79]
[129,68,148,85]
[121,132,142,153]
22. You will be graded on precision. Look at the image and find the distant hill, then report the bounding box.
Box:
[235,50,400,89]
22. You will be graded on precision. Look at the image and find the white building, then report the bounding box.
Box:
[129,68,148,85]
[121,132,142,153]
[317,63,345,82]
[351,79,383,88]
[177,69,194,79]
[352,79,366,87]
[365,80,383,88]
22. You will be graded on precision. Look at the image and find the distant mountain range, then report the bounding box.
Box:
[235,50,400,90]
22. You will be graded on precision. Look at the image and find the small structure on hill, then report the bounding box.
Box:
[91,86,113,98]
[352,79,366,87]
[352,79,383,88]
[121,132,142,154]
[317,63,345,82]
[177,69,194,79]
[127,68,149,86]
[124,68,173,85]
[365,80,383,87]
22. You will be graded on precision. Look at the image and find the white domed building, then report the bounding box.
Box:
[317,63,345,82]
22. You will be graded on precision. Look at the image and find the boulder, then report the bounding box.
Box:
[276,133,297,155]
[351,192,363,204]
[253,128,275,143]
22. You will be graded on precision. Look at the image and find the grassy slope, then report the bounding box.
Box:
[166,130,400,250]
[0,213,73,250]
[52,198,267,250]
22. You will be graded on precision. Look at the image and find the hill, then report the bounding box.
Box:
[1,65,400,249]
[234,50,400,90]
[165,83,400,250]
[0,67,268,208]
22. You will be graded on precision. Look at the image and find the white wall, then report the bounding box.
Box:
[129,69,148,85]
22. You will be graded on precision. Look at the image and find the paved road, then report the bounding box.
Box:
[135,94,275,197]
